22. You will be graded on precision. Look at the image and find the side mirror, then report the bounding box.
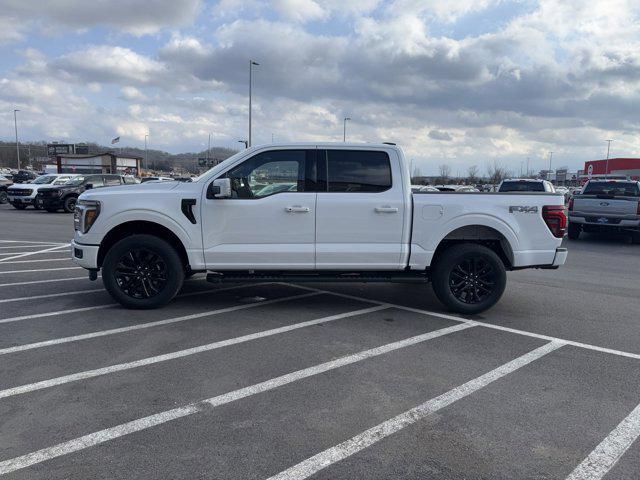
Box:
[85,184,93,190]
[207,178,231,199]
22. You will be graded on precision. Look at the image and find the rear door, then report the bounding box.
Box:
[315,148,406,269]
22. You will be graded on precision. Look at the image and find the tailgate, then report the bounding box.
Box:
[573,196,638,216]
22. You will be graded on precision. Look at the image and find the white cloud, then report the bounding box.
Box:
[271,0,327,23]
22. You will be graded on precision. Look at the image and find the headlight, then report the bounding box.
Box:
[74,200,101,233]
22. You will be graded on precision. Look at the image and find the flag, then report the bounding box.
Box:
[111,136,120,145]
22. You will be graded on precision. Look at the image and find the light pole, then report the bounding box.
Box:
[238,140,248,149]
[13,109,20,170]
[605,139,613,179]
[249,60,259,147]
[208,133,211,161]
[343,117,351,142]
[144,134,149,172]
[548,151,553,182]
[526,157,530,177]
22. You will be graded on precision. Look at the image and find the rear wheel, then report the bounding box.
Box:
[431,243,506,315]
[102,234,185,309]
[0,191,7,204]
[63,196,78,213]
[568,222,581,240]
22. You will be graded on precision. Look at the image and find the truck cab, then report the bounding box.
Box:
[71,143,567,314]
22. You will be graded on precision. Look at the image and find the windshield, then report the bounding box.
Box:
[583,181,640,197]
[32,175,56,185]
[53,176,75,185]
[64,176,86,186]
[499,181,545,192]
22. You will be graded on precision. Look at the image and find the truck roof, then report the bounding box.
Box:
[252,142,401,150]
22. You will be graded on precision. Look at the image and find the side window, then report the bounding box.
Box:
[225,150,307,199]
[87,176,104,188]
[322,150,392,193]
[104,176,122,186]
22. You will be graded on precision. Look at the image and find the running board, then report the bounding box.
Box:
[206,271,430,284]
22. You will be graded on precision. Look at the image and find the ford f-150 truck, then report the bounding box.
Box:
[568,179,640,242]
[71,143,567,314]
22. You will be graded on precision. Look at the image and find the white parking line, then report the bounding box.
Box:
[288,285,640,361]
[0,322,472,475]
[0,245,61,250]
[0,284,302,341]
[0,244,69,263]
[0,304,388,399]
[0,250,68,256]
[0,289,104,304]
[267,341,563,480]
[0,240,67,245]
[566,402,640,480]
[0,276,93,287]
[0,267,81,275]
[0,258,70,264]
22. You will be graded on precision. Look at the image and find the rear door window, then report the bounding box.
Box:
[103,176,122,186]
[320,150,392,192]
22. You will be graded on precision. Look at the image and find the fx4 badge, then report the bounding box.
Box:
[509,206,539,213]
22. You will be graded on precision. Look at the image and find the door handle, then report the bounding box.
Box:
[285,205,310,213]
[375,206,399,213]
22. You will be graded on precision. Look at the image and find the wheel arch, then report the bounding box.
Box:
[431,224,515,269]
[97,220,190,271]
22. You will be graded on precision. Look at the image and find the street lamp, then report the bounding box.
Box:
[548,151,554,182]
[238,140,248,149]
[249,60,259,147]
[144,134,149,172]
[605,139,613,179]
[13,109,20,170]
[343,117,351,142]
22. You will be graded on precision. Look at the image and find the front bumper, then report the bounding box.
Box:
[8,196,35,205]
[70,240,100,270]
[36,197,64,209]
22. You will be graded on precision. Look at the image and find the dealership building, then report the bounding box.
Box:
[54,153,143,176]
[582,158,640,181]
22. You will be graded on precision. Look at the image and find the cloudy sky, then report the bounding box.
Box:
[1,0,640,174]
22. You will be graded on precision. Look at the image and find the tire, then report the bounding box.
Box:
[33,203,42,210]
[431,243,507,315]
[63,196,78,213]
[12,203,27,210]
[568,222,581,240]
[0,191,7,204]
[102,234,185,309]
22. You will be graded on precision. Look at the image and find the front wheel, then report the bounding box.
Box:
[431,243,507,315]
[63,196,78,213]
[102,234,185,309]
[0,191,7,204]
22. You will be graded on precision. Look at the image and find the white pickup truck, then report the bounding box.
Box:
[71,143,567,314]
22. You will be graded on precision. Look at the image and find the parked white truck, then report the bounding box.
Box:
[71,143,567,314]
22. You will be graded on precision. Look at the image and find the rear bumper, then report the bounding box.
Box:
[570,214,640,229]
[552,247,568,267]
[70,240,100,270]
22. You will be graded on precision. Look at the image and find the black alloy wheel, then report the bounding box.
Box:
[102,234,184,309]
[431,243,506,314]
[448,257,496,305]
[114,248,168,299]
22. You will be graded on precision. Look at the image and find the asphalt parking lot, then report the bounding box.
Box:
[1,203,639,480]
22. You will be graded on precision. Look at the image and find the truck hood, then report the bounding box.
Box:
[80,181,182,200]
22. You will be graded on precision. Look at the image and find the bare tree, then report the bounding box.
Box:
[438,164,451,183]
[467,164,479,184]
[485,160,508,185]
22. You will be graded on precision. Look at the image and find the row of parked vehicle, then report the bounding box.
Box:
[0,172,192,213]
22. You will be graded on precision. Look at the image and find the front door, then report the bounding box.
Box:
[315,149,406,269]
[201,149,317,270]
